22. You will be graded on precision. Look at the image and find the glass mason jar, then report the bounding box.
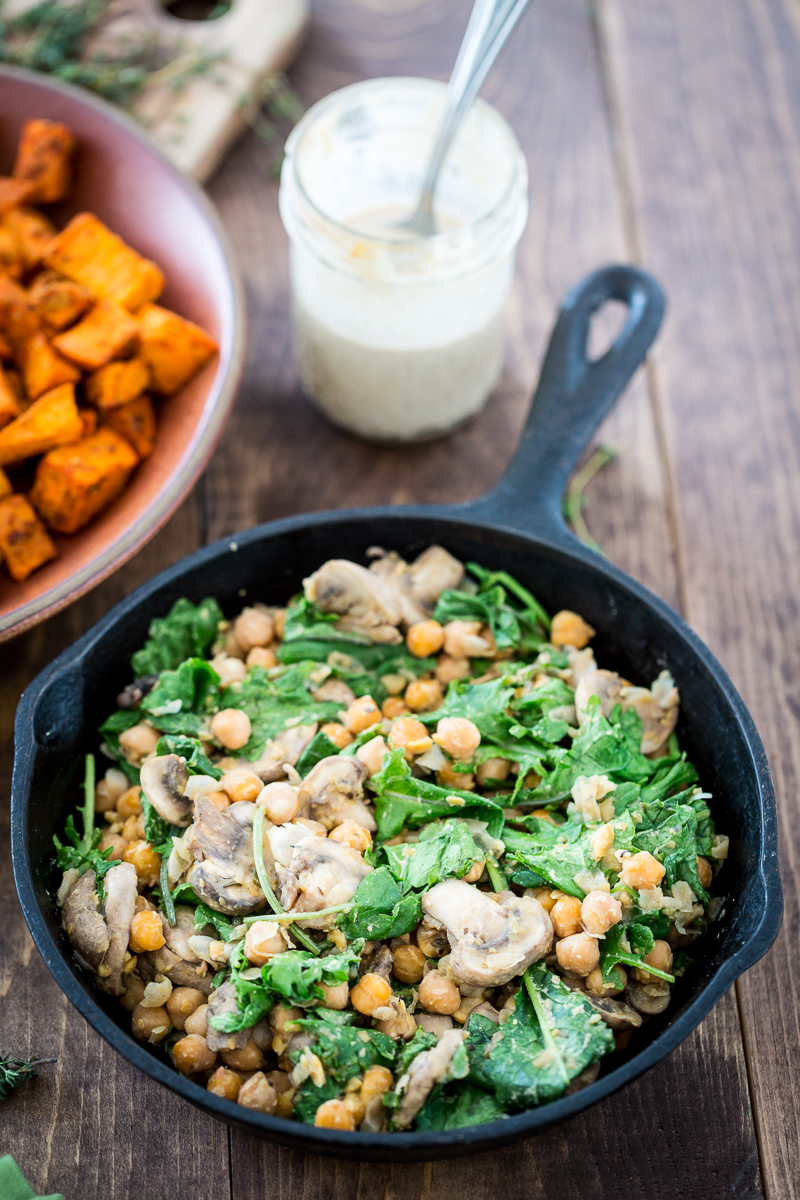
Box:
[279,77,528,443]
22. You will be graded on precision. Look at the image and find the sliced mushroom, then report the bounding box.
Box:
[62,870,109,970]
[575,669,679,755]
[248,723,318,783]
[140,754,191,827]
[311,679,356,706]
[470,1001,501,1024]
[414,1013,455,1037]
[626,980,671,1016]
[359,943,393,981]
[565,1060,601,1095]
[394,1028,468,1130]
[296,755,376,832]
[585,994,643,1030]
[206,982,250,1051]
[185,795,263,916]
[271,831,372,928]
[369,545,465,626]
[304,559,403,644]
[98,862,138,996]
[421,879,553,987]
[140,943,213,994]
[116,675,159,709]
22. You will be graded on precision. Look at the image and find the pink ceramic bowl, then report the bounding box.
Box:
[0,65,246,642]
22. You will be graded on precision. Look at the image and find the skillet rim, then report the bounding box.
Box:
[10,504,783,1161]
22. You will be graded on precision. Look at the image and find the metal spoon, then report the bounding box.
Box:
[397,0,534,238]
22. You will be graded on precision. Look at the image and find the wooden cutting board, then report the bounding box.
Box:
[4,0,309,181]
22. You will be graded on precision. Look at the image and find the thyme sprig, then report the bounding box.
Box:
[0,1054,56,1099]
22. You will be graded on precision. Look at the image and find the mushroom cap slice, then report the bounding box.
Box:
[574,669,679,755]
[626,980,671,1016]
[304,559,403,644]
[421,879,553,987]
[140,754,191,826]
[273,831,372,928]
[297,755,375,832]
[98,861,138,995]
[394,1028,468,1130]
[585,994,643,1030]
[185,795,263,916]
[62,869,109,970]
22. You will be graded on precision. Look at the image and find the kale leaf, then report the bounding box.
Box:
[501,826,587,898]
[418,677,517,744]
[599,922,674,985]
[293,1009,396,1085]
[296,730,342,777]
[337,867,422,941]
[98,709,142,782]
[260,945,362,1007]
[140,657,220,736]
[371,748,505,839]
[221,664,342,760]
[415,1084,505,1130]
[433,563,549,652]
[384,821,483,892]
[194,904,235,942]
[131,597,223,677]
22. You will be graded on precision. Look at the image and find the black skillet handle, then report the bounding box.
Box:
[466,264,665,545]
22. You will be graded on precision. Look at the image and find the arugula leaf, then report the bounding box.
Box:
[292,1077,340,1124]
[433,563,549,652]
[371,748,505,839]
[260,945,362,1007]
[418,678,516,744]
[337,867,422,940]
[466,562,551,633]
[53,755,116,888]
[293,1011,395,1085]
[384,821,483,892]
[634,800,709,901]
[501,827,587,898]
[97,710,142,782]
[194,904,235,942]
[222,665,343,760]
[154,734,222,779]
[296,731,341,777]
[415,1084,506,1130]
[599,922,674,985]
[510,676,574,719]
[140,658,220,736]
[207,946,275,1033]
[141,798,175,856]
[131,597,223,677]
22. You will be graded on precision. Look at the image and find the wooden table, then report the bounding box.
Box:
[2,0,797,1195]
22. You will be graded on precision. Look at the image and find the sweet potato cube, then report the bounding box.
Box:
[12,119,75,204]
[0,334,12,361]
[0,366,22,429]
[0,493,56,580]
[44,212,165,310]
[0,176,34,216]
[53,300,139,370]
[138,304,218,394]
[78,408,98,438]
[0,225,22,280]
[0,382,83,466]
[30,427,138,535]
[0,468,11,500]
[22,332,81,401]
[4,206,57,271]
[102,393,157,459]
[84,356,149,410]
[28,270,93,332]
[0,276,39,350]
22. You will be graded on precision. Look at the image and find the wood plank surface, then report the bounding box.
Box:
[601,1,800,1194]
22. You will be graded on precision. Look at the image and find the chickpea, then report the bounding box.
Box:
[343,1093,367,1125]
[381,697,409,721]
[131,1003,171,1044]
[172,1033,217,1075]
[434,716,481,761]
[350,973,392,1016]
[619,851,666,890]
[118,722,160,766]
[405,677,444,713]
[555,933,600,977]
[406,620,445,658]
[95,768,128,813]
[375,1005,417,1040]
[551,894,583,939]
[120,976,147,1013]
[392,944,426,984]
[329,821,373,854]
[443,620,491,659]
[221,1039,265,1072]
[256,781,300,825]
[342,694,380,734]
[361,1065,393,1101]
[98,831,126,862]
[207,1067,244,1101]
[184,1003,209,1037]
[435,762,475,790]
[129,909,166,954]
[550,610,596,649]
[123,840,161,885]
[320,722,354,750]
[418,970,461,1015]
[435,654,471,685]
[167,987,206,1031]
[463,858,486,884]
[581,890,622,935]
[295,817,327,836]
[238,1071,278,1114]
[276,1092,294,1120]
[209,708,251,750]
[244,920,287,966]
[589,823,615,862]
[586,966,626,997]
[207,790,231,812]
[234,606,274,652]
[476,757,511,786]
[634,939,673,983]
[211,654,248,686]
[697,855,713,890]
[389,716,433,760]
[355,735,388,777]
[320,981,349,1010]
[314,1099,356,1130]
[117,786,143,818]
[531,887,559,914]
[122,814,146,843]
[245,645,277,671]
[220,768,262,804]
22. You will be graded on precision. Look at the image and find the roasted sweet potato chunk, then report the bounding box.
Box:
[0,468,11,501]
[0,276,39,351]
[12,119,75,204]
[31,426,138,535]
[4,206,57,272]
[138,304,218,394]
[0,225,22,280]
[84,356,149,410]
[0,493,57,580]
[53,300,139,370]
[103,393,156,459]
[22,332,81,401]
[0,176,34,216]
[0,382,83,466]
[44,213,164,311]
[28,270,94,332]
[79,408,98,438]
[0,366,22,430]
[0,334,12,362]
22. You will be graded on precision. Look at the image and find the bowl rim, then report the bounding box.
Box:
[0,63,247,644]
[10,506,784,1161]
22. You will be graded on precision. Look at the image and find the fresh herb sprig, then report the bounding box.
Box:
[0,1053,56,1099]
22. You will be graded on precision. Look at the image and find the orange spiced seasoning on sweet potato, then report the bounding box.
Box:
[44,212,165,311]
[0,366,22,430]
[5,206,57,274]
[22,332,81,401]
[138,304,218,394]
[0,468,11,501]
[53,299,139,370]
[0,493,57,581]
[31,426,138,535]
[0,176,33,217]
[28,270,93,332]
[84,356,149,410]
[12,119,76,204]
[102,394,157,459]
[0,276,39,351]
[0,382,83,466]
[79,408,98,438]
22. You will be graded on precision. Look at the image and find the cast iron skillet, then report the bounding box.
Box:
[12,265,782,1162]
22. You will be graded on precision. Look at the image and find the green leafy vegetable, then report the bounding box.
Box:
[599,922,674,985]
[97,710,142,782]
[140,658,220,736]
[131,597,223,677]
[337,867,422,941]
[384,821,483,892]
[194,904,235,943]
[371,747,505,839]
[296,731,342,777]
[0,1053,55,1099]
[154,734,222,779]
[415,1084,505,1130]
[53,755,116,889]
[260,945,362,1007]
[293,1010,395,1086]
